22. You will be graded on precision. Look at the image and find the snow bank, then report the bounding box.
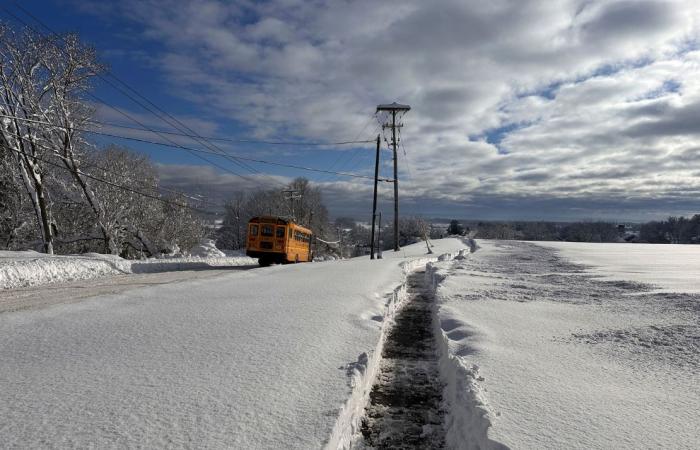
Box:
[128,255,256,274]
[425,257,506,450]
[0,249,256,290]
[187,239,226,258]
[0,251,131,290]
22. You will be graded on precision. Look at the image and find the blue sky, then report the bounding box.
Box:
[6,0,700,221]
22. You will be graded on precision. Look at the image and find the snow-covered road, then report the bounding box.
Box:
[0,239,466,448]
[0,268,257,314]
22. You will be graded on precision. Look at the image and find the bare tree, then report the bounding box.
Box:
[0,144,35,249]
[217,193,246,250]
[81,146,206,257]
[416,217,433,254]
[218,178,333,252]
[0,24,104,253]
[87,146,162,255]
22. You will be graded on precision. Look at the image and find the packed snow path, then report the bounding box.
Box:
[360,269,446,448]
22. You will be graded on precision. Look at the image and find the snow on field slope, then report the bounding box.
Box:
[0,238,466,449]
[433,240,699,449]
[539,241,700,293]
[0,249,256,290]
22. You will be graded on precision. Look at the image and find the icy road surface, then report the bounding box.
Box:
[0,239,466,448]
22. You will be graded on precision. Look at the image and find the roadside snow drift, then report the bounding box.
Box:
[0,250,256,290]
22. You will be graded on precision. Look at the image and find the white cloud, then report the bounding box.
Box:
[81,0,700,219]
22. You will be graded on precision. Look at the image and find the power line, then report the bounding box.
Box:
[4,118,219,205]
[2,4,386,191]
[2,143,219,213]
[323,114,377,168]
[84,119,374,146]
[333,123,382,174]
[316,116,379,183]
[8,2,375,190]
[5,131,224,207]
[0,114,391,181]
[0,4,273,188]
[337,124,383,176]
[84,91,269,185]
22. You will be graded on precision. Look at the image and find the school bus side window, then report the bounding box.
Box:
[276,227,285,238]
[250,225,258,236]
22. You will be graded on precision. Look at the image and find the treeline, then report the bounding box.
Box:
[332,216,432,257]
[639,215,700,243]
[471,221,622,242]
[216,177,333,252]
[451,216,700,244]
[0,23,204,257]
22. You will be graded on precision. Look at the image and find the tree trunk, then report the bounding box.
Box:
[34,178,54,254]
[62,155,119,255]
[15,152,54,254]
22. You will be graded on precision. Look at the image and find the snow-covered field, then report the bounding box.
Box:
[0,238,467,448]
[433,240,699,449]
[1,238,698,449]
[0,242,256,290]
[539,241,700,293]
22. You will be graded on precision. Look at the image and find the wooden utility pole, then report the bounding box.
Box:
[376,102,411,251]
[370,134,380,259]
[377,211,383,259]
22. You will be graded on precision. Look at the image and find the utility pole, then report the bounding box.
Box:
[377,211,383,259]
[376,102,410,251]
[370,134,380,259]
[282,189,302,221]
[337,226,343,259]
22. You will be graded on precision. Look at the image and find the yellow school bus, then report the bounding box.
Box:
[246,216,313,266]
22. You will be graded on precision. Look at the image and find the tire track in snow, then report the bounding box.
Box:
[360,269,446,448]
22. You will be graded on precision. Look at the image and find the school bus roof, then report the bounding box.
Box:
[248,216,312,234]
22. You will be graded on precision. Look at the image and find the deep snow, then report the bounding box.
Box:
[539,241,700,293]
[433,240,699,449]
[3,238,696,449]
[0,249,256,290]
[0,238,467,448]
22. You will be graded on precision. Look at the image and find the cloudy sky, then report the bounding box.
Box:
[13,0,700,221]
